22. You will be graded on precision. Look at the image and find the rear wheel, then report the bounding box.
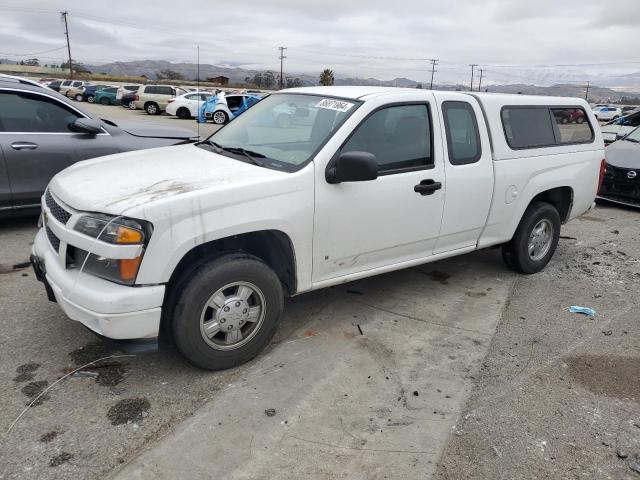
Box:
[170,253,284,370]
[576,116,584,124]
[145,102,160,115]
[128,100,136,110]
[212,110,228,124]
[176,107,191,119]
[87,95,95,103]
[75,94,83,102]
[502,201,561,274]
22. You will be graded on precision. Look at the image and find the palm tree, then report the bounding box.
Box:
[319,69,335,86]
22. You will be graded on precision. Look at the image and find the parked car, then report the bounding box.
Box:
[553,109,571,124]
[0,74,198,218]
[31,87,603,370]
[600,111,640,144]
[598,125,640,207]
[202,93,263,124]
[94,86,119,105]
[166,91,213,119]
[58,79,92,97]
[116,85,140,102]
[65,83,92,100]
[120,92,138,109]
[569,108,585,124]
[133,85,188,115]
[592,106,622,122]
[77,84,112,103]
[47,80,62,92]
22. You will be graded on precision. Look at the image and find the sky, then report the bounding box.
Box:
[2,0,640,86]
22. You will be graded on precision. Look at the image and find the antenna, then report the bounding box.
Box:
[197,45,200,140]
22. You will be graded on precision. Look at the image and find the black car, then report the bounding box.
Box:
[598,125,640,208]
[0,75,198,218]
[78,84,112,103]
[120,91,137,109]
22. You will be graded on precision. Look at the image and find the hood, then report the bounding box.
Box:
[605,140,640,169]
[110,121,197,140]
[49,144,287,215]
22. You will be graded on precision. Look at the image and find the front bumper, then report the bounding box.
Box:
[32,214,165,340]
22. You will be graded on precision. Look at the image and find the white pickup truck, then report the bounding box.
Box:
[31,87,604,370]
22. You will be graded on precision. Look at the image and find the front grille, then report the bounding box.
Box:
[45,190,71,225]
[45,225,60,252]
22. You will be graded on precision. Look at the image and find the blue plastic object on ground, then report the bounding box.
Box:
[569,306,596,317]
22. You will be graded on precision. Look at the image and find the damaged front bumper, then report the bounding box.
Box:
[31,225,165,340]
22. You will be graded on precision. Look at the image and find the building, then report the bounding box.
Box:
[207,75,229,86]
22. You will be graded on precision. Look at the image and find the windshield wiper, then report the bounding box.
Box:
[625,137,639,143]
[209,142,265,166]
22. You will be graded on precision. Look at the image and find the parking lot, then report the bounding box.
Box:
[1,103,639,480]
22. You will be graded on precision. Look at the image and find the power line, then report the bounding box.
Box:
[278,46,287,89]
[0,46,66,57]
[428,59,438,89]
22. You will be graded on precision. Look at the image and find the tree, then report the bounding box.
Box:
[319,69,335,86]
[286,77,304,88]
[24,58,40,66]
[157,69,184,80]
[262,71,276,88]
[61,59,90,73]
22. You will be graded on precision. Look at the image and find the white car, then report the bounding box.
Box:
[600,110,640,144]
[116,85,141,102]
[592,106,622,122]
[204,94,260,124]
[32,87,603,370]
[165,91,213,119]
[57,79,92,96]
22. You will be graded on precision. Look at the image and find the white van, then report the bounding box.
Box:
[32,87,604,369]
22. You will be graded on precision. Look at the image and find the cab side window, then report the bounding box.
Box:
[0,91,80,133]
[442,101,481,165]
[342,104,432,174]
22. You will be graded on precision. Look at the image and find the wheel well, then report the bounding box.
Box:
[530,186,573,223]
[167,230,297,297]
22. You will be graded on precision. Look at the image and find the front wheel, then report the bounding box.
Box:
[87,95,95,103]
[145,102,160,115]
[212,110,228,124]
[75,94,83,102]
[128,101,136,110]
[170,254,284,370]
[502,201,561,274]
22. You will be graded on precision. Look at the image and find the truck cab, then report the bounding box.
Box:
[32,87,604,370]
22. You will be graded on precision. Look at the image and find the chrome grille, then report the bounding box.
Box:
[45,190,71,225]
[45,225,60,252]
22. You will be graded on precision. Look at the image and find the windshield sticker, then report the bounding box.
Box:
[315,98,354,112]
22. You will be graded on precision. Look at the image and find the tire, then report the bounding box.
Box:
[87,96,95,104]
[75,94,83,102]
[100,97,110,105]
[212,110,228,124]
[501,201,561,274]
[176,107,191,119]
[170,253,284,370]
[561,116,569,124]
[128,101,136,110]
[576,116,584,124]
[145,102,160,115]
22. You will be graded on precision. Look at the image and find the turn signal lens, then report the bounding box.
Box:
[119,257,142,281]
[116,226,143,244]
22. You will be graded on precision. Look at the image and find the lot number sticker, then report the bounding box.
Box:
[315,98,354,112]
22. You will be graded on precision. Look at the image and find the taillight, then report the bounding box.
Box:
[597,159,606,193]
[167,99,174,103]
[134,94,139,101]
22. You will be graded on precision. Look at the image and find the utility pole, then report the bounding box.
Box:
[60,11,73,79]
[469,64,478,91]
[278,46,287,89]
[585,81,590,101]
[429,59,438,90]
[478,69,485,92]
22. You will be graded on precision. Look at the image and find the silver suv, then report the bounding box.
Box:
[134,85,187,115]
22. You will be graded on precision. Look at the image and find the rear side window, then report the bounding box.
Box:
[442,101,481,165]
[156,86,173,95]
[144,86,156,94]
[342,104,432,174]
[502,106,593,149]
[550,108,593,144]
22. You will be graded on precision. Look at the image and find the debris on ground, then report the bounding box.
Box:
[628,454,640,474]
[568,306,596,317]
[40,431,61,443]
[264,408,276,417]
[49,452,73,467]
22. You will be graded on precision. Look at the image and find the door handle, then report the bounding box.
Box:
[414,179,442,195]
[11,142,39,150]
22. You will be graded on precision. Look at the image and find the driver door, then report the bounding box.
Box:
[0,89,120,208]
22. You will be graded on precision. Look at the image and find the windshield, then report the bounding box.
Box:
[624,126,640,142]
[204,93,360,171]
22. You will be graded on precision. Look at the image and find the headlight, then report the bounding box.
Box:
[73,214,152,285]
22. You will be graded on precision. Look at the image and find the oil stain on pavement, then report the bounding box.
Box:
[567,355,640,402]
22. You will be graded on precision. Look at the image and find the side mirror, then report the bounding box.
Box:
[326,151,378,184]
[71,118,103,135]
